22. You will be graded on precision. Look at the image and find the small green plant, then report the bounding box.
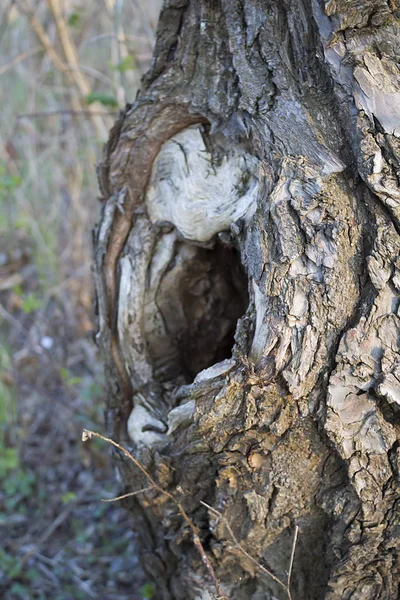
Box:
[0,165,22,233]
[0,548,22,579]
[110,55,137,72]
[0,447,19,473]
[2,469,36,511]
[0,344,18,477]
[21,292,43,314]
[8,582,30,598]
[0,549,42,598]
[68,8,85,27]
[86,92,119,108]
[59,367,83,388]
[11,287,43,315]
[81,381,103,402]
[0,172,22,191]
[140,582,156,600]
[61,491,77,505]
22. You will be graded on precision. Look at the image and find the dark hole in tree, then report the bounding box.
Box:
[145,240,249,385]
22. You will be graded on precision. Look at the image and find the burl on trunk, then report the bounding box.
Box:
[92,1,400,598]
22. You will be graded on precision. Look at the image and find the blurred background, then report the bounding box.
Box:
[0,1,162,598]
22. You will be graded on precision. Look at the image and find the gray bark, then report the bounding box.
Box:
[93,1,400,598]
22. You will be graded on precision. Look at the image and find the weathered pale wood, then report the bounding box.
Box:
[94,1,400,598]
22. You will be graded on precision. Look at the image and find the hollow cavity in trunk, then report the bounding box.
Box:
[145,239,248,385]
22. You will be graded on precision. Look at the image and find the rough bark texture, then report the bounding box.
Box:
[93,1,400,598]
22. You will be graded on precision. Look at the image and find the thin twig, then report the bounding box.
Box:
[16,0,109,138]
[0,0,15,47]
[83,429,159,489]
[82,31,153,47]
[64,63,115,86]
[201,501,299,600]
[101,485,154,502]
[0,304,27,333]
[15,0,81,114]
[17,109,118,119]
[82,429,225,598]
[16,0,75,83]
[105,0,125,106]
[47,0,90,95]
[0,45,42,76]
[201,501,288,594]
[134,0,156,43]
[287,525,299,594]
[46,0,109,139]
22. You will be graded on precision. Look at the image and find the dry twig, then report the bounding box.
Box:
[17,109,118,119]
[15,0,109,138]
[101,485,154,503]
[200,501,299,600]
[46,0,109,139]
[0,45,43,76]
[287,524,299,593]
[82,429,226,598]
[83,429,299,599]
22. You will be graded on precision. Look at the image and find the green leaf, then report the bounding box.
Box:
[14,218,28,230]
[9,582,26,596]
[59,367,69,380]
[67,376,83,387]
[61,491,77,504]
[0,448,19,472]
[68,11,82,27]
[12,284,23,296]
[110,55,137,72]
[21,293,42,314]
[86,92,118,108]
[3,469,35,496]
[0,174,22,190]
[59,368,83,387]
[0,549,22,580]
[140,583,156,599]
[26,567,42,583]
[17,471,35,496]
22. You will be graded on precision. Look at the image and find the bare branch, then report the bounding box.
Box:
[17,109,118,119]
[0,46,42,76]
[287,525,299,596]
[101,486,154,502]
[200,501,295,600]
[82,429,226,598]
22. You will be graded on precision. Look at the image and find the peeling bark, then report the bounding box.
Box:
[93,1,400,598]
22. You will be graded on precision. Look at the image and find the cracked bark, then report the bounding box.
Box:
[93,1,400,598]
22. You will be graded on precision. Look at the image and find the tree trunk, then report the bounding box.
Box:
[93,1,400,598]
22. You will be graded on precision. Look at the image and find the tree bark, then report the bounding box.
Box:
[93,1,400,598]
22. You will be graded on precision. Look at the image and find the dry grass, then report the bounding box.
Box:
[0,1,161,598]
[1,0,159,298]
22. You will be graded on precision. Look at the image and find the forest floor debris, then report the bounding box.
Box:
[0,234,152,599]
[0,1,161,598]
